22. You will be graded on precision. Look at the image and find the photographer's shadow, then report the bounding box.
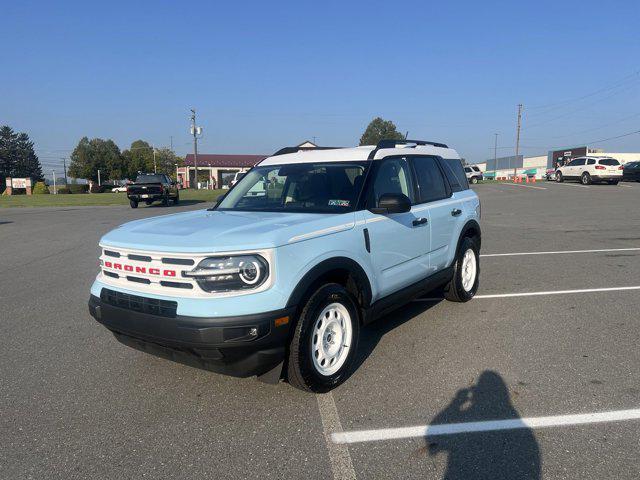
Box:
[427,371,541,480]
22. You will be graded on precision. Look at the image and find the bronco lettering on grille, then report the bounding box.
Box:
[103,261,176,277]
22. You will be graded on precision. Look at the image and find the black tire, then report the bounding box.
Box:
[287,283,360,393]
[129,199,138,209]
[444,237,480,302]
[470,177,478,184]
[581,172,592,185]
[161,194,169,206]
[173,191,179,204]
[556,171,563,183]
[609,180,619,185]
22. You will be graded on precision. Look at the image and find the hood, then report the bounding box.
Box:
[100,209,355,253]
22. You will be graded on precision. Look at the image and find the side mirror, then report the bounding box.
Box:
[369,193,411,215]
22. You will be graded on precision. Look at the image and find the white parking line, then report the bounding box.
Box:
[332,408,640,444]
[499,183,547,190]
[317,393,357,480]
[552,182,590,188]
[413,285,640,303]
[475,285,640,299]
[481,247,640,258]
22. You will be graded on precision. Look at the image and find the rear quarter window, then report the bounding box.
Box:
[440,159,469,192]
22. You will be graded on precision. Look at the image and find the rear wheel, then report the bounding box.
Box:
[556,171,563,183]
[470,177,478,184]
[581,172,592,185]
[287,283,360,392]
[129,199,138,209]
[444,237,480,302]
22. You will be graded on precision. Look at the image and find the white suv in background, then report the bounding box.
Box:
[556,157,622,185]
[464,165,483,184]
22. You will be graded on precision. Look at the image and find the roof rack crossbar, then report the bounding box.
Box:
[367,138,449,159]
[271,146,340,157]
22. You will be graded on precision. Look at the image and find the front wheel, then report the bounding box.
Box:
[161,194,169,206]
[470,177,478,184]
[287,283,360,392]
[129,199,138,209]
[556,171,563,183]
[444,237,480,302]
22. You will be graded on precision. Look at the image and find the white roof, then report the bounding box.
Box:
[259,144,460,166]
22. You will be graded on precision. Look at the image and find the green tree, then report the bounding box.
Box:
[68,137,122,182]
[122,140,154,179]
[0,126,43,185]
[359,117,404,146]
[154,148,183,179]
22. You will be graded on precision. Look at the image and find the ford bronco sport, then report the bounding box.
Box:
[88,139,481,392]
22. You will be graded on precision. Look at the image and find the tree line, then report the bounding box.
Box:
[68,138,183,183]
[1,117,405,189]
[0,126,43,187]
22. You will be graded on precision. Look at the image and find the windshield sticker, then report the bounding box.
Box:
[328,199,350,207]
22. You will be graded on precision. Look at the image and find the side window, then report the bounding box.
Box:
[587,159,596,165]
[566,159,577,167]
[574,158,586,166]
[372,158,415,204]
[440,159,469,192]
[464,167,471,173]
[412,157,449,203]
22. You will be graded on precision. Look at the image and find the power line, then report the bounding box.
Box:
[527,70,640,113]
[524,81,640,129]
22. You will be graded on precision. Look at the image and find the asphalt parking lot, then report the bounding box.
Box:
[2,181,640,480]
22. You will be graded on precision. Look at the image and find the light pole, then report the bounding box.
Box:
[190,109,202,189]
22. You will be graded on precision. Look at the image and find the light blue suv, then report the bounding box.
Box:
[88,139,481,392]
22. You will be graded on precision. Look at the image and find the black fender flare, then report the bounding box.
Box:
[285,257,373,312]
[456,219,482,254]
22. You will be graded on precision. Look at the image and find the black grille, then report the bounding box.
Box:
[162,257,195,266]
[101,288,177,318]
[128,254,152,262]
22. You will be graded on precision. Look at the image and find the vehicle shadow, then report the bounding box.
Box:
[144,199,207,207]
[425,371,541,479]
[353,297,443,373]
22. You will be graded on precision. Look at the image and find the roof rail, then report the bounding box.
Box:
[271,146,340,157]
[367,138,449,159]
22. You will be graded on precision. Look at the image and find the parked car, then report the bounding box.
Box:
[112,185,128,193]
[464,165,483,184]
[126,173,179,208]
[555,157,622,185]
[230,171,246,187]
[545,169,557,181]
[89,139,481,392]
[622,161,640,182]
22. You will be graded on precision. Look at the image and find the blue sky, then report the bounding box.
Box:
[2,0,639,170]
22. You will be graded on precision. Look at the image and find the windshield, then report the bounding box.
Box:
[217,162,368,213]
[135,174,164,183]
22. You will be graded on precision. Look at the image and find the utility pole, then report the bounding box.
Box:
[190,109,199,189]
[153,145,157,173]
[98,169,101,187]
[62,158,68,185]
[493,133,498,169]
[170,136,173,153]
[52,170,57,194]
[514,104,523,178]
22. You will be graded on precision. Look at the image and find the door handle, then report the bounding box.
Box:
[412,217,428,227]
[451,208,462,217]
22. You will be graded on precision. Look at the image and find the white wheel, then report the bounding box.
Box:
[311,302,353,376]
[461,248,477,292]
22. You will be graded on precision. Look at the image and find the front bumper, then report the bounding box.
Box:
[89,292,296,378]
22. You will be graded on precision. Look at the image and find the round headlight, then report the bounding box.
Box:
[239,260,262,285]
